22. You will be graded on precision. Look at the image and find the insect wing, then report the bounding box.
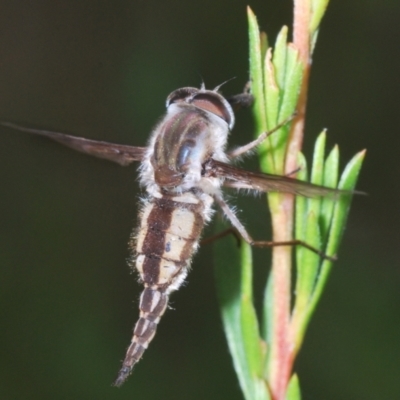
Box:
[208,159,355,198]
[2,122,145,166]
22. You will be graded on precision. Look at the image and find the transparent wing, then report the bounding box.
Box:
[2,122,146,166]
[206,159,363,197]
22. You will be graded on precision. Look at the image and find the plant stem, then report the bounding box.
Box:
[286,0,311,175]
[268,2,312,399]
[268,196,293,399]
[287,0,313,354]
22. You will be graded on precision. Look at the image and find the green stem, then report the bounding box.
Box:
[268,2,312,399]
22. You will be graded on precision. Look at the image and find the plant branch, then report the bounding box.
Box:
[267,3,313,399]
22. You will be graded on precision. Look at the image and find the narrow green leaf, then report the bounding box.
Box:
[294,133,326,309]
[310,0,330,34]
[292,154,310,343]
[272,26,288,91]
[310,29,320,55]
[262,268,275,380]
[240,241,264,378]
[248,6,276,174]
[264,48,280,133]
[295,152,308,265]
[322,144,339,189]
[308,150,366,317]
[307,131,326,239]
[254,379,272,400]
[270,44,303,165]
[262,48,280,173]
[262,32,303,172]
[338,149,366,189]
[295,209,320,305]
[260,31,269,63]
[262,270,274,345]
[278,46,303,122]
[325,149,366,255]
[214,220,272,400]
[213,220,255,400]
[320,144,339,238]
[285,374,302,400]
[248,6,267,135]
[267,27,290,168]
[311,131,326,186]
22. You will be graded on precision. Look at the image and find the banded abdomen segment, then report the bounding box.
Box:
[114,194,205,386]
[114,287,168,386]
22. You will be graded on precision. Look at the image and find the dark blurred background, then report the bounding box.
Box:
[0,1,399,399]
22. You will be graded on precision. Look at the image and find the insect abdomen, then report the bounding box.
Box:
[114,193,205,386]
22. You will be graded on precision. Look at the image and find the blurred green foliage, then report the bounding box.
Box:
[0,1,399,399]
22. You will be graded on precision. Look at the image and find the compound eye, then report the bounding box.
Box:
[191,93,233,127]
[166,87,199,107]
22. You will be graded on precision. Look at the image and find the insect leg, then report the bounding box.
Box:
[226,93,254,111]
[201,227,241,247]
[226,81,254,112]
[227,113,296,159]
[213,194,336,262]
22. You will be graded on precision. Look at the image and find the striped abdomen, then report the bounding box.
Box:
[114,193,206,386]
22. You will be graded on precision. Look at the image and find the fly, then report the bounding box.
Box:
[2,84,361,386]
